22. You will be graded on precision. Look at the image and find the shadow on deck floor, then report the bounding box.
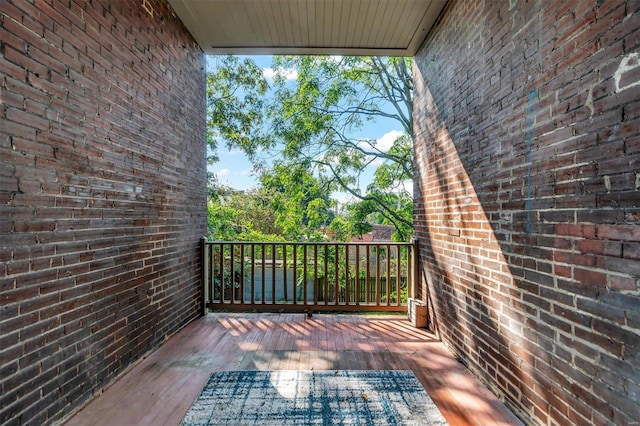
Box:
[63,313,523,426]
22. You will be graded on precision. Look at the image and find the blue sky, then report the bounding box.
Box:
[206,55,407,203]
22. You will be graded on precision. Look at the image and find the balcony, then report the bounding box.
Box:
[61,241,522,425]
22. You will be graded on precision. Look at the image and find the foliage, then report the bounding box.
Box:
[327,204,372,240]
[206,55,414,241]
[205,56,272,163]
[259,163,335,240]
[269,56,413,237]
[207,185,283,241]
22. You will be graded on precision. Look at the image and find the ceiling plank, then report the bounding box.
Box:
[167,0,448,56]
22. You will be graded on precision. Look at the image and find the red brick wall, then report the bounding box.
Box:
[413,0,639,424]
[0,0,206,424]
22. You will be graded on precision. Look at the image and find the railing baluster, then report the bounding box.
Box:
[344,244,349,305]
[251,244,256,305]
[293,244,297,305]
[386,244,391,306]
[379,245,384,306]
[303,245,308,306]
[208,241,214,304]
[353,246,360,306]
[313,244,318,305]
[396,245,402,306]
[323,244,329,305]
[375,245,381,307]
[217,244,224,304]
[240,244,245,303]
[213,243,218,302]
[201,238,206,313]
[283,244,288,303]
[270,243,275,305]
[412,238,418,301]
[230,243,235,304]
[408,245,412,302]
[365,244,371,305]
[334,244,339,304]
[260,243,265,305]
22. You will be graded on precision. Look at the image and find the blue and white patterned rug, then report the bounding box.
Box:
[181,370,448,425]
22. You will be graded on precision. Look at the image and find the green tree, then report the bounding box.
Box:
[207,185,283,241]
[207,55,413,240]
[205,56,272,163]
[259,163,334,240]
[270,56,413,238]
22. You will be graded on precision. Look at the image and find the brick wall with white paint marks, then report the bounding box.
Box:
[413,0,640,424]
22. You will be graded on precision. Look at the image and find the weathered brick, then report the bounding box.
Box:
[0,0,206,424]
[414,1,640,424]
[602,255,640,275]
[608,274,638,291]
[573,268,607,288]
[597,224,640,241]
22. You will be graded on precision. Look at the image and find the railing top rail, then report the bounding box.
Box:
[204,240,414,247]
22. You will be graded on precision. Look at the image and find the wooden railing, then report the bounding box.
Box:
[201,239,417,314]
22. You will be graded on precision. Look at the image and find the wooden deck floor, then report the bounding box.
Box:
[63,313,523,426]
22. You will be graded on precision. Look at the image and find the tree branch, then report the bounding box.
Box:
[316,159,412,228]
[370,58,411,134]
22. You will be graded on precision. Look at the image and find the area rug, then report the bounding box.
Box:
[181,370,448,425]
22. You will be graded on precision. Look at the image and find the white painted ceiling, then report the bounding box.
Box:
[167,0,447,56]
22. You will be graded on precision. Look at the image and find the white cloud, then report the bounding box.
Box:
[262,68,277,80]
[375,130,404,152]
[356,130,405,154]
[356,138,374,150]
[216,168,231,177]
[263,67,298,81]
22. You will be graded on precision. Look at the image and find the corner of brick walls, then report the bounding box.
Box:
[413,0,639,424]
[0,1,207,424]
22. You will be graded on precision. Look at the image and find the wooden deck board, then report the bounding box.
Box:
[63,313,523,426]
